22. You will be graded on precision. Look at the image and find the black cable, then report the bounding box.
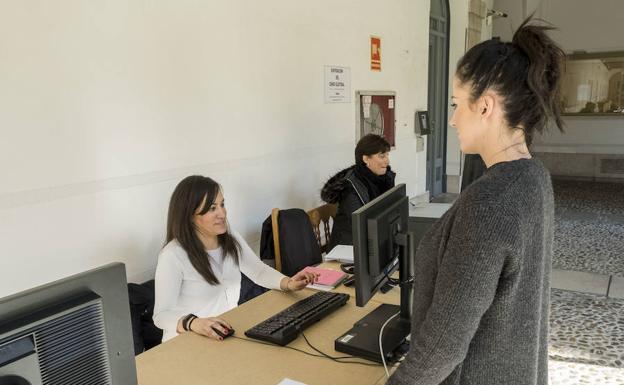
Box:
[301,332,382,367]
[231,335,381,367]
[339,263,354,274]
[231,335,326,359]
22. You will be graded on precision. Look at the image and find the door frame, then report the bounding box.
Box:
[426,0,451,197]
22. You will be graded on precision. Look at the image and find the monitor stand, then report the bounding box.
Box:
[335,232,413,363]
[335,303,410,363]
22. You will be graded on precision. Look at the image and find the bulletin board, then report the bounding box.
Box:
[355,90,396,147]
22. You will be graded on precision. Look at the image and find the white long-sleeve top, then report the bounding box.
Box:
[153,229,286,341]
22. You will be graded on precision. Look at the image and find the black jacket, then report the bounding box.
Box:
[259,208,322,276]
[321,165,395,250]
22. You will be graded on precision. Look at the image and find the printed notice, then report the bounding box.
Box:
[324,66,351,103]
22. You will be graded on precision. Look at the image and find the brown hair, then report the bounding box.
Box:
[166,175,240,285]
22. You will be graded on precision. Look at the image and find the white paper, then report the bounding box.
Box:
[323,245,354,263]
[277,379,308,385]
[306,283,334,292]
[324,65,351,103]
[363,102,371,118]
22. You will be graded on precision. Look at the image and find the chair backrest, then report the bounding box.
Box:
[270,208,322,276]
[271,208,282,271]
[307,203,337,254]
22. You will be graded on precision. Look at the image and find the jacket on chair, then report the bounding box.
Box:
[259,208,322,277]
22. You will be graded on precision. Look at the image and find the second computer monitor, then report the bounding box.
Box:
[352,183,409,307]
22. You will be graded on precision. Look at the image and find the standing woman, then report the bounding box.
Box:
[153,175,317,342]
[387,17,564,385]
[321,134,395,250]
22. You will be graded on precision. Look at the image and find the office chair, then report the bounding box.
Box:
[268,208,322,276]
[306,203,337,255]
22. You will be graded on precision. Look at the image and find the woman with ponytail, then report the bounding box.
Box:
[387,17,564,385]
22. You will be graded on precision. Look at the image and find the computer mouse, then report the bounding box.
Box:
[343,276,355,287]
[212,326,235,339]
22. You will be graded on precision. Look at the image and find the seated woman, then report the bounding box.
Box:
[153,175,317,342]
[321,134,395,250]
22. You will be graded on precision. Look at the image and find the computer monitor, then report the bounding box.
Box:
[335,184,413,363]
[0,263,137,385]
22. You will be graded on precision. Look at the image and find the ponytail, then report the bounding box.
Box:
[456,15,566,146]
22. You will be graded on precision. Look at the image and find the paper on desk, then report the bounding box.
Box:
[323,244,354,263]
[277,379,308,385]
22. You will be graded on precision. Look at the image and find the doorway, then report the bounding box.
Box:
[426,0,450,199]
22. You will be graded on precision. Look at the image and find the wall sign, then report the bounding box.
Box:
[324,66,351,103]
[370,36,381,71]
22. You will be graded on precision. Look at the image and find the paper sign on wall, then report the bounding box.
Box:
[324,66,351,103]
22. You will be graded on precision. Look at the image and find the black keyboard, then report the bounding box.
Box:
[244,291,350,345]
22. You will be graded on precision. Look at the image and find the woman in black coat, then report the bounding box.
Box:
[321,134,395,250]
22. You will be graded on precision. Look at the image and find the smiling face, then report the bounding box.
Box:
[449,76,487,155]
[363,151,390,175]
[193,190,227,239]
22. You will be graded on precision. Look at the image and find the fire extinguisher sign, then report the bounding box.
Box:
[370,36,381,71]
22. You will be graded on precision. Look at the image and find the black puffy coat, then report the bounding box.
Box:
[321,166,395,250]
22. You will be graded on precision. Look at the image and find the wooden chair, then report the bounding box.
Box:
[270,208,283,272]
[270,204,336,272]
[306,203,337,255]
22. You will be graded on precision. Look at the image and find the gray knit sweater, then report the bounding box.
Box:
[387,158,554,385]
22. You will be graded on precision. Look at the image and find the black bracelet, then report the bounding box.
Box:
[188,316,197,331]
[182,313,197,332]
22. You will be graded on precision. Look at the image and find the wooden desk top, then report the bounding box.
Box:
[136,262,400,385]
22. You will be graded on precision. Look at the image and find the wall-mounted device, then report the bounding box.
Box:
[415,111,431,135]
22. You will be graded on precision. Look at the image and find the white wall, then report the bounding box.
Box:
[492,0,624,153]
[0,1,431,297]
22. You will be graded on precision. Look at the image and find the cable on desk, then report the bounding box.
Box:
[300,332,381,367]
[231,335,381,367]
[379,311,401,378]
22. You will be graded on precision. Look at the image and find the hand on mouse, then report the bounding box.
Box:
[189,317,232,341]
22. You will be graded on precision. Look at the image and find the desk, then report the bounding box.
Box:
[136,262,400,385]
[408,202,451,249]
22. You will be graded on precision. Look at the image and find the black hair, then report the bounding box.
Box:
[165,175,240,285]
[455,15,566,146]
[354,134,391,165]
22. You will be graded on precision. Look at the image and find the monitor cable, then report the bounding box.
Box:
[231,335,381,367]
[342,263,414,287]
[379,311,401,378]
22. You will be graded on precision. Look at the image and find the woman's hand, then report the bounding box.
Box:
[187,317,233,341]
[281,270,319,291]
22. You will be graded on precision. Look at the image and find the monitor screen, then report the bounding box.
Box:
[0,263,137,385]
[352,184,408,307]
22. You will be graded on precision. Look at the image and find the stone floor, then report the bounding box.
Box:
[553,179,624,277]
[549,289,624,384]
[549,179,624,384]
